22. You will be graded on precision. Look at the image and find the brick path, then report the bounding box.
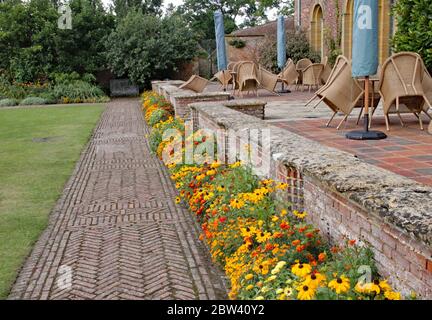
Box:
[9,98,227,300]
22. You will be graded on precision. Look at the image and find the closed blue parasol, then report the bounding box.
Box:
[277,16,286,70]
[347,0,386,140]
[352,0,379,77]
[214,10,228,71]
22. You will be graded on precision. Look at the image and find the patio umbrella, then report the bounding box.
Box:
[346,0,386,140]
[277,15,286,70]
[277,15,290,93]
[214,10,228,71]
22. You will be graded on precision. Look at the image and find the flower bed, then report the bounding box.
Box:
[141,91,406,301]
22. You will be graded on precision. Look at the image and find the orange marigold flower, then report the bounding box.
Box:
[292,239,301,246]
[280,222,290,230]
[348,239,356,246]
[318,252,327,262]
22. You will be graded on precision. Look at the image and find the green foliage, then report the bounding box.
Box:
[105,11,199,87]
[258,31,321,73]
[228,38,247,49]
[148,108,169,127]
[19,97,48,106]
[50,80,109,104]
[0,0,114,82]
[112,0,162,18]
[0,98,18,107]
[392,0,432,70]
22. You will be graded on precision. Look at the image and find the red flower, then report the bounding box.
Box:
[318,252,326,262]
[219,216,227,223]
[265,243,275,251]
[348,239,356,246]
[280,222,290,230]
[306,232,314,238]
[292,239,301,246]
[296,245,305,252]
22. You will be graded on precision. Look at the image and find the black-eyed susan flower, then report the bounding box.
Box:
[291,262,312,278]
[384,290,401,300]
[230,198,245,209]
[303,272,326,288]
[328,275,351,294]
[256,231,271,243]
[175,197,181,204]
[296,284,316,300]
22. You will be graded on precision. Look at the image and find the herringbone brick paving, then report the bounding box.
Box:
[8,98,227,300]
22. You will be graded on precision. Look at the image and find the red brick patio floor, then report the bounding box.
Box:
[273,114,432,186]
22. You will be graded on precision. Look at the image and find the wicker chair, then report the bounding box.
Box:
[179,75,209,93]
[236,61,259,97]
[278,59,299,87]
[295,58,313,89]
[257,66,280,95]
[321,56,332,84]
[302,63,324,92]
[422,64,432,108]
[212,70,233,91]
[379,52,432,131]
[305,55,364,129]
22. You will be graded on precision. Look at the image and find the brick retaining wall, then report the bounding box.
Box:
[190,103,432,299]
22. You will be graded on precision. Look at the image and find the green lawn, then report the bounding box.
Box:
[0,105,104,298]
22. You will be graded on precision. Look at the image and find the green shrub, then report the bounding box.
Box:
[19,97,48,105]
[51,80,109,104]
[392,0,432,71]
[258,31,321,73]
[0,98,18,107]
[148,108,170,127]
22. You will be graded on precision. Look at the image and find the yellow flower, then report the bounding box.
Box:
[291,262,312,278]
[196,174,206,181]
[384,291,401,300]
[379,280,392,292]
[175,197,181,204]
[256,231,272,243]
[280,209,288,216]
[216,185,226,192]
[276,182,288,190]
[254,296,264,300]
[328,275,351,294]
[284,287,293,297]
[230,199,245,209]
[261,286,270,293]
[296,284,316,300]
[206,169,216,176]
[303,272,326,288]
[271,216,279,222]
[245,274,254,280]
[230,161,242,168]
[246,284,254,291]
[266,275,277,282]
[293,210,308,219]
[276,288,284,294]
[210,161,221,169]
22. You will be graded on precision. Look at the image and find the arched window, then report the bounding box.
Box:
[311,4,324,57]
[342,0,354,60]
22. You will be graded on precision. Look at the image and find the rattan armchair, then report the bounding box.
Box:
[179,75,209,93]
[302,63,324,92]
[379,52,432,131]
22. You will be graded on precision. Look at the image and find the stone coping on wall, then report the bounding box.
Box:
[189,99,267,120]
[190,103,432,250]
[151,80,185,92]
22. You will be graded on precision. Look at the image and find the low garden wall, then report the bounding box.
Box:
[190,103,432,299]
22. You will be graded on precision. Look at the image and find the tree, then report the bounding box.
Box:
[55,0,115,74]
[392,0,432,71]
[105,10,199,87]
[0,0,59,81]
[112,0,162,18]
[0,0,115,82]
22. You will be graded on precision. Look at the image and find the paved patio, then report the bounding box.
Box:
[9,98,226,300]
[207,82,432,186]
